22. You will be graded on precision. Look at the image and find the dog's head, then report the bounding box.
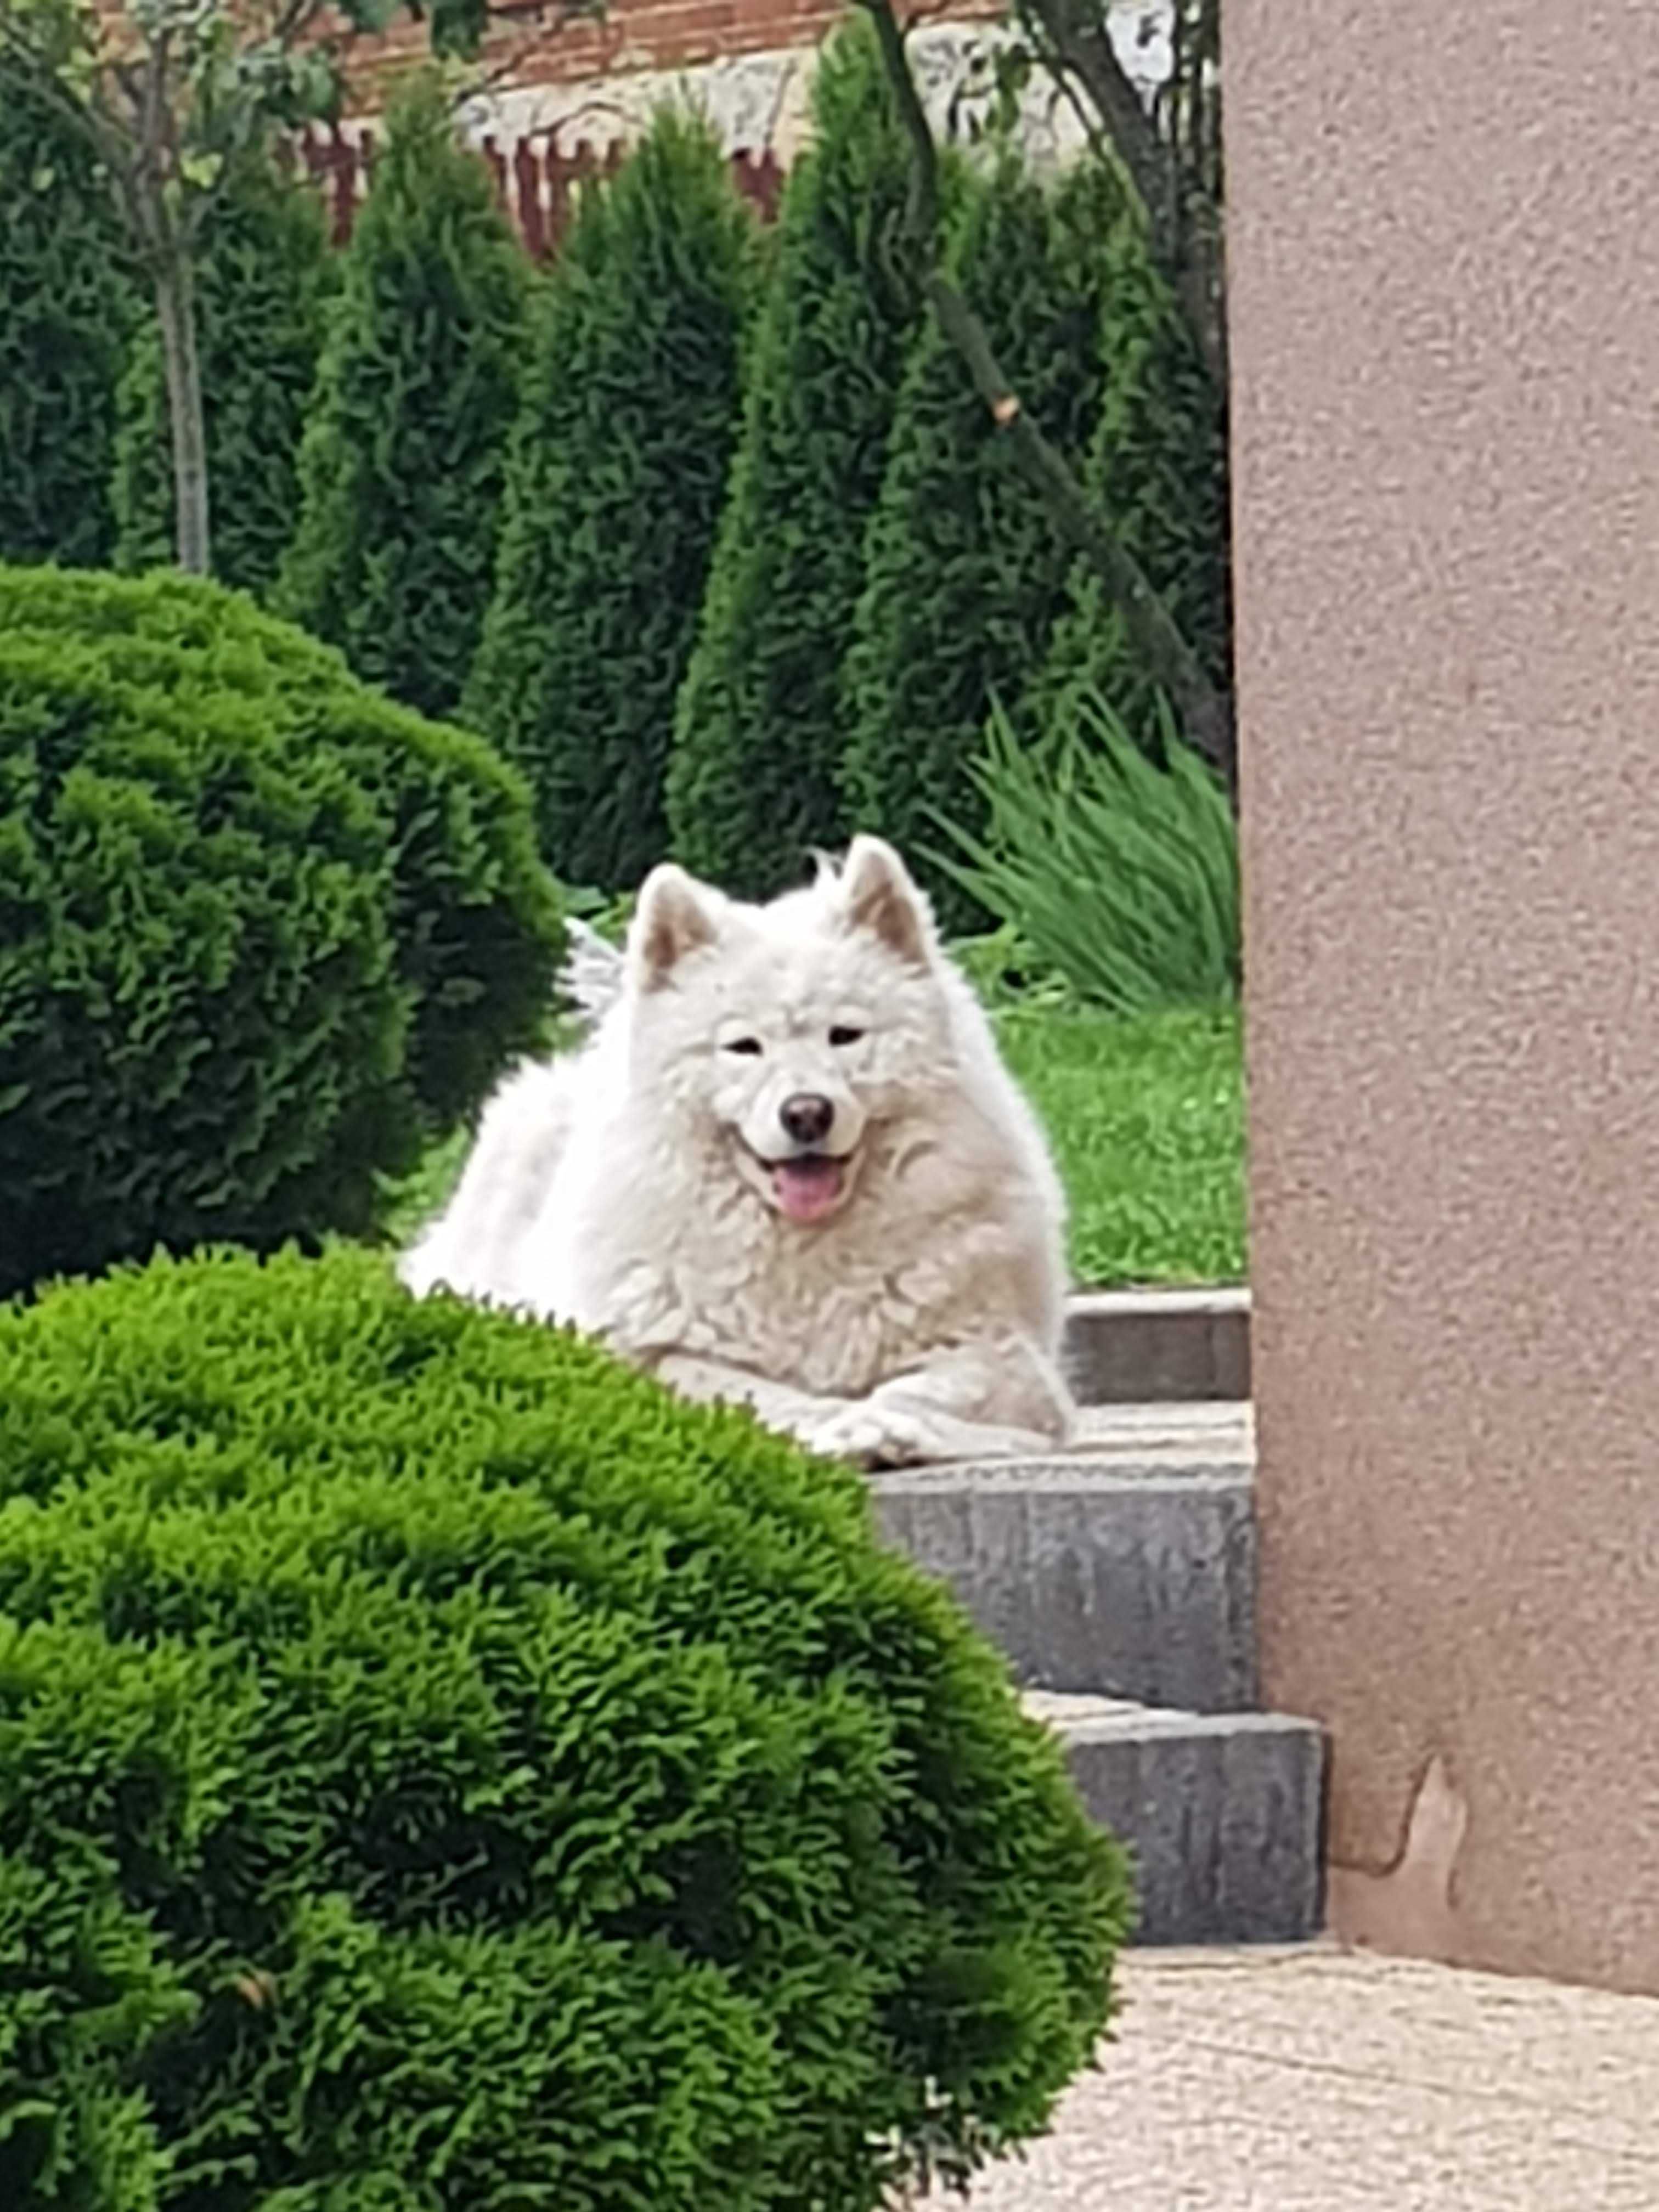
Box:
[623,837,953,1226]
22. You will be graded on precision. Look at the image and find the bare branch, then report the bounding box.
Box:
[852,0,1235,785]
[1012,0,1225,386]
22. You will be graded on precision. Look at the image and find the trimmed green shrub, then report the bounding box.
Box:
[665,22,935,898]
[275,78,529,719]
[464,111,753,889]
[1023,219,1229,749]
[0,1243,1130,2209]
[0,78,137,567]
[112,153,334,595]
[932,688,1239,1012]
[0,565,561,1299]
[838,155,1120,928]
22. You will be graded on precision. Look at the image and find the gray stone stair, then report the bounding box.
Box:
[1062,1285,1250,1406]
[1026,1692,1324,1946]
[870,1460,1258,1712]
[873,1294,1322,1947]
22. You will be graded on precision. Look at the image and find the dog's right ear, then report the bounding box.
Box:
[630,863,722,989]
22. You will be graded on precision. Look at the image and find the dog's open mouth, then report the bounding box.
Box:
[769,1153,847,1224]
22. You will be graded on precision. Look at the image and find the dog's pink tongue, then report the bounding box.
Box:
[772,1156,844,1224]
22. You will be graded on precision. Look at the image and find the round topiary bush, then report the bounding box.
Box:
[0,565,561,1299]
[0,1245,1130,2209]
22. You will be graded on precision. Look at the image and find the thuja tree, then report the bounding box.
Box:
[0,73,136,567]
[464,110,753,890]
[113,153,333,596]
[664,20,936,899]
[852,0,1235,786]
[838,153,1120,926]
[0,0,508,579]
[1021,207,1229,747]
[275,78,529,721]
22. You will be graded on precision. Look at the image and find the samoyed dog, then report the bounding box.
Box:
[400,837,1074,1466]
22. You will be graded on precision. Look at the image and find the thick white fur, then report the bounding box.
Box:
[400,837,1073,1466]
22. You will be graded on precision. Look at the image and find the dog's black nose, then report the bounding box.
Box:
[780,1093,834,1147]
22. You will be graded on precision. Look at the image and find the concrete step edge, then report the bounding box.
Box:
[1025,1690,1321,1742]
[873,1467,1259,1713]
[1062,1287,1251,1407]
[1025,1690,1327,1947]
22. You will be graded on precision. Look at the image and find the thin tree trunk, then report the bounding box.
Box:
[1016,0,1228,388]
[856,0,1236,787]
[153,249,211,575]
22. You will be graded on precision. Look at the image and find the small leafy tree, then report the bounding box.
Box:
[464,110,753,890]
[113,150,333,595]
[276,77,530,721]
[0,0,504,577]
[839,154,1118,926]
[0,74,136,567]
[664,21,936,899]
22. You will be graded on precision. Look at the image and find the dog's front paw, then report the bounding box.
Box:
[797,1404,933,1470]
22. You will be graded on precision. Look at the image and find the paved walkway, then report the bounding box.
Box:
[922,1945,1659,2209]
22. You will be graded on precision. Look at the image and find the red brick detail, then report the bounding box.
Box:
[334,0,996,110]
[294,121,787,256]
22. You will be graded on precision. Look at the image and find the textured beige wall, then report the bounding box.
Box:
[1229,0,1659,1991]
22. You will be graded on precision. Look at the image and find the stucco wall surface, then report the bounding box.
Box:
[1228,0,1659,1990]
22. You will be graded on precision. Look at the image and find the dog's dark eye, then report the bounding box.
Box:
[723,1036,764,1056]
[828,1025,865,1048]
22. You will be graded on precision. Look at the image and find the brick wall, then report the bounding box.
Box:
[340,0,909,110]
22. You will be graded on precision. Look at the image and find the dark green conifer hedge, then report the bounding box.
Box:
[275,78,528,719]
[0,80,136,568]
[113,154,334,595]
[665,22,934,898]
[838,156,1121,927]
[465,111,753,889]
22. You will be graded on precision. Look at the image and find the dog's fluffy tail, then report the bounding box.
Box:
[560,917,627,1030]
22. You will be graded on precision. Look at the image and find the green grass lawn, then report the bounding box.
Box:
[387,1003,1246,1291]
[997,1002,1246,1288]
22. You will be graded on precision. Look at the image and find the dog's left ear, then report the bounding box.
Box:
[630,862,723,989]
[838,836,932,966]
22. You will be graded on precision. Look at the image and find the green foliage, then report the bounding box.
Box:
[464,111,753,890]
[275,77,529,719]
[0,1243,1130,2207]
[838,155,1120,928]
[0,76,137,567]
[1025,218,1229,747]
[933,688,1238,1015]
[112,154,334,594]
[665,22,935,898]
[0,565,562,1299]
[997,1000,1246,1285]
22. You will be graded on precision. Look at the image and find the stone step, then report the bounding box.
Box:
[1063,1286,1250,1406]
[1028,1692,1325,1946]
[871,1406,1258,1712]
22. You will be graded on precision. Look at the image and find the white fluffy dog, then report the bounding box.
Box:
[400,837,1074,1466]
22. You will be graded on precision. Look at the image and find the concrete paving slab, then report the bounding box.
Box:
[918,1946,1659,2209]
